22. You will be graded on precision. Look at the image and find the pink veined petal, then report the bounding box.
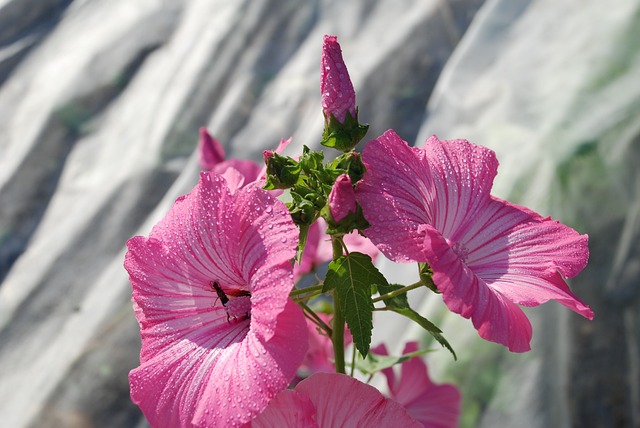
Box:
[253,373,421,427]
[251,389,319,428]
[457,196,593,318]
[320,35,356,123]
[421,135,498,240]
[423,224,534,352]
[374,342,461,428]
[198,127,225,170]
[356,129,435,262]
[125,172,307,427]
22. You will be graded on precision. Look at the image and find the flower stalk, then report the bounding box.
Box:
[331,235,346,374]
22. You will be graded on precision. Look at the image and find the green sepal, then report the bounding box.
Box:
[321,109,369,152]
[299,146,325,174]
[328,151,366,183]
[296,223,311,262]
[323,202,370,236]
[263,152,301,190]
[418,262,440,294]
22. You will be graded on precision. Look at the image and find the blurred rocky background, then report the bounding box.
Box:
[0,0,638,427]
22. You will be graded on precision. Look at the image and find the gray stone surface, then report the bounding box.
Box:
[0,0,637,427]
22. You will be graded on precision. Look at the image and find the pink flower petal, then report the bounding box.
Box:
[342,229,379,261]
[125,172,307,427]
[253,373,421,427]
[251,388,319,427]
[356,129,435,262]
[212,159,262,185]
[374,342,461,428]
[422,223,534,351]
[420,135,497,239]
[320,35,356,123]
[198,127,225,170]
[356,131,592,352]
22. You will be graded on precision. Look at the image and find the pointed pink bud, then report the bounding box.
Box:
[321,35,356,123]
[263,149,275,163]
[197,127,225,170]
[329,174,356,223]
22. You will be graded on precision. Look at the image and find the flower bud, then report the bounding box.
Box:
[328,174,356,223]
[263,150,301,190]
[321,35,356,123]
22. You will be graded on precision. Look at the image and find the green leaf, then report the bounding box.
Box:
[376,283,409,308]
[386,306,457,360]
[324,252,387,357]
[350,348,434,375]
[376,282,456,359]
[296,223,311,263]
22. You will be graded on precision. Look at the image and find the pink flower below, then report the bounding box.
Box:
[298,313,353,375]
[252,373,422,427]
[373,342,461,428]
[356,130,593,352]
[124,171,307,427]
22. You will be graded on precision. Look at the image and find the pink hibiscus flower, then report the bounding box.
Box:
[252,372,422,427]
[124,172,307,427]
[298,313,353,376]
[356,130,593,352]
[198,127,291,185]
[373,342,461,428]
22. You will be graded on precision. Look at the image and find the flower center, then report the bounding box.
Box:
[224,296,252,323]
[210,281,251,323]
[450,241,470,263]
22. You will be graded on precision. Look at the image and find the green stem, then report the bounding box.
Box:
[290,284,323,297]
[331,236,346,374]
[290,285,324,303]
[349,342,356,377]
[371,280,424,304]
[300,302,332,336]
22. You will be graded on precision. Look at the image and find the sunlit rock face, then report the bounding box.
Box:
[1,0,638,427]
